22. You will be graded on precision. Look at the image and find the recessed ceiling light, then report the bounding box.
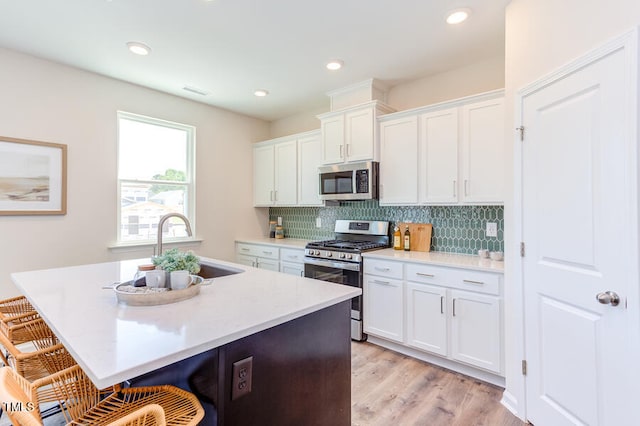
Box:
[326,60,344,71]
[446,8,471,25]
[254,89,269,97]
[126,41,151,56]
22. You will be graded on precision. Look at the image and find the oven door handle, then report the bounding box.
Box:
[304,256,361,272]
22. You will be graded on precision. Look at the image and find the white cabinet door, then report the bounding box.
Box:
[256,258,279,271]
[280,261,304,276]
[406,282,448,356]
[460,97,504,203]
[297,133,323,206]
[345,107,375,162]
[236,254,256,268]
[274,140,297,205]
[363,274,404,343]
[420,108,459,203]
[379,115,419,205]
[450,290,501,373]
[253,144,274,206]
[321,115,345,164]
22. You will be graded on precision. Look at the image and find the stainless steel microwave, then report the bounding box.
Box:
[318,161,379,201]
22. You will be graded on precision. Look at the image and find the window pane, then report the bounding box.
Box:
[119,118,188,181]
[120,182,189,242]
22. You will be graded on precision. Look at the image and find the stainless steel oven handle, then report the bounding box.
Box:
[304,256,361,272]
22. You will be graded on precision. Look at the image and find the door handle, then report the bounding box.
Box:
[596,291,621,306]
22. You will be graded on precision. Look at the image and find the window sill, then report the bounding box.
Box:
[108,238,203,254]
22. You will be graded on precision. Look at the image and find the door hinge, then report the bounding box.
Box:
[516,126,525,141]
[522,360,527,375]
[520,242,525,257]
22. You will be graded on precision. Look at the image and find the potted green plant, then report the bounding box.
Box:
[152,248,201,274]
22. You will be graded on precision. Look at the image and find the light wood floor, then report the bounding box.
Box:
[351,341,526,426]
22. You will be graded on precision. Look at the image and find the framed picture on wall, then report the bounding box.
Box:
[0,136,67,215]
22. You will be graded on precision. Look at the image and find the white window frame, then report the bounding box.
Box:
[116,111,196,246]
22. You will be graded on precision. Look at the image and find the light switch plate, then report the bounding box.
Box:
[486,222,498,237]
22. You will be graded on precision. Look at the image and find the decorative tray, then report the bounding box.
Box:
[113,281,202,306]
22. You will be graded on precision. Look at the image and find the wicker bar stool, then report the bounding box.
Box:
[0,317,77,419]
[0,364,204,425]
[0,295,40,365]
[0,367,172,425]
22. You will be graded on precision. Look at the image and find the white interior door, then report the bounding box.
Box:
[520,31,639,425]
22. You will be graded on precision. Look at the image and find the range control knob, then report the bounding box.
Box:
[346,254,353,259]
[340,253,346,259]
[326,251,332,257]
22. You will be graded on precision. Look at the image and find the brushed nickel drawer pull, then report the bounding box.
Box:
[375,266,391,272]
[373,279,392,286]
[463,279,485,285]
[262,251,273,255]
[416,272,435,278]
[452,299,456,316]
[440,296,444,314]
[241,248,250,251]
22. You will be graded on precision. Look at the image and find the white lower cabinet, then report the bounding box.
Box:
[364,257,503,376]
[280,248,305,276]
[450,290,501,373]
[406,282,447,356]
[236,243,280,271]
[363,274,404,343]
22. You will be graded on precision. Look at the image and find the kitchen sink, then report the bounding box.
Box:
[197,262,244,279]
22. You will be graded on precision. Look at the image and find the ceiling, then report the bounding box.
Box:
[0,0,509,122]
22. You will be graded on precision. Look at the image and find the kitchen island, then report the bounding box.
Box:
[11,257,359,425]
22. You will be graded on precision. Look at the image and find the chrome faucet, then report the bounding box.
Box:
[156,213,193,256]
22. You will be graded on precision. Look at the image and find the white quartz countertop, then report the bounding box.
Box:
[11,257,359,388]
[362,249,504,273]
[235,237,309,249]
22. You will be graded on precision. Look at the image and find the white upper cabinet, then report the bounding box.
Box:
[297,132,323,206]
[379,115,419,204]
[379,90,504,206]
[460,97,505,203]
[318,101,394,165]
[253,144,276,206]
[253,130,322,207]
[421,108,459,203]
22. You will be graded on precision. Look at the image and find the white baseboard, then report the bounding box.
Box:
[365,335,505,387]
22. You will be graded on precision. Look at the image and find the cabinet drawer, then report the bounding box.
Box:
[406,263,501,295]
[453,270,501,295]
[236,243,279,260]
[280,248,304,263]
[363,259,403,279]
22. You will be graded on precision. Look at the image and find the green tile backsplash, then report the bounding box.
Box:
[269,201,504,255]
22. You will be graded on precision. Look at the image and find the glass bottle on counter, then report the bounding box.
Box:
[393,226,402,250]
[269,221,277,238]
[403,225,411,251]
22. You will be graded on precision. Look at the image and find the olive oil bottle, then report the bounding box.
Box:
[393,226,402,250]
[403,225,411,251]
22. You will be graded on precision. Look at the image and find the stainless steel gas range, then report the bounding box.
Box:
[304,220,390,341]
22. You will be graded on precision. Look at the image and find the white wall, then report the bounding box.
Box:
[269,56,506,139]
[503,0,640,419]
[386,55,505,111]
[0,48,270,299]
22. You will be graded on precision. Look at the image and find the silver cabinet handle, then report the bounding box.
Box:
[346,144,351,156]
[375,266,391,272]
[287,255,299,260]
[373,279,393,286]
[440,296,444,314]
[596,291,621,306]
[452,299,456,316]
[463,279,484,285]
[339,145,344,158]
[453,180,457,197]
[416,272,435,278]
[273,190,277,202]
[241,248,250,252]
[262,251,273,255]
[464,179,469,196]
